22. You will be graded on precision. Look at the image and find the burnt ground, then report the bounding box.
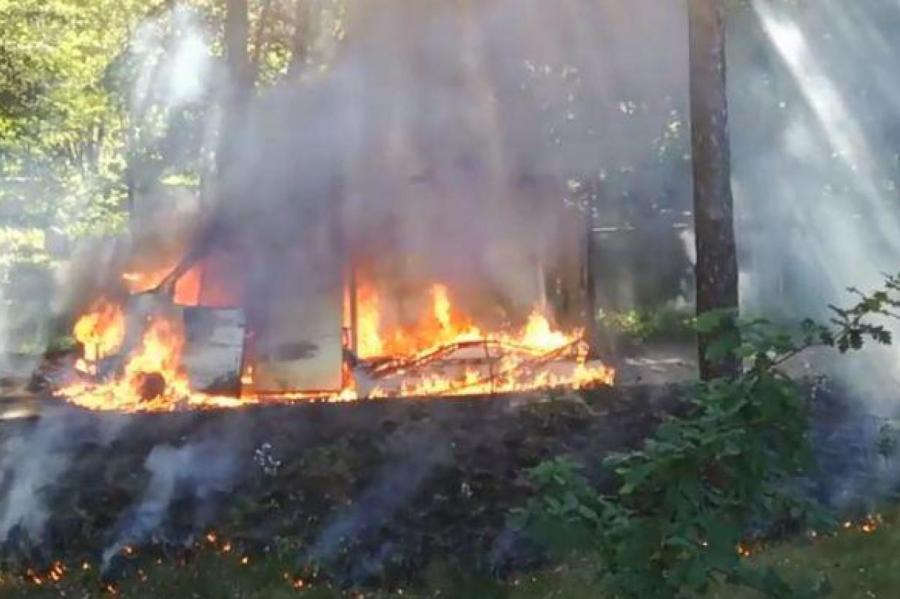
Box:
[0,344,893,589]
[0,383,686,587]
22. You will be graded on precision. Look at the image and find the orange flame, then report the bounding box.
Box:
[353,281,615,398]
[357,282,586,358]
[357,283,385,358]
[432,284,453,332]
[61,275,614,411]
[72,299,125,373]
[356,282,483,359]
[62,308,254,412]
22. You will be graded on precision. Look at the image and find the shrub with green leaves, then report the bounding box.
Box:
[513,275,900,598]
[601,305,695,344]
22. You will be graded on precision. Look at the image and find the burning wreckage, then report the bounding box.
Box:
[19,0,631,414]
[53,176,614,412]
[44,3,621,413]
[57,256,614,411]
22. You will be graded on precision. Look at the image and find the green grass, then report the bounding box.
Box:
[710,513,900,598]
[0,551,604,598]
[3,514,900,598]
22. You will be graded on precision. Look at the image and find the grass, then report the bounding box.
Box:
[0,552,604,598]
[710,512,900,599]
[3,513,900,598]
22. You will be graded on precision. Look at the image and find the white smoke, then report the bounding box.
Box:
[101,439,238,571]
[305,428,451,575]
[0,407,130,547]
[730,0,900,412]
[130,5,214,112]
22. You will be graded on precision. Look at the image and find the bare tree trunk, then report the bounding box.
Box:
[582,209,601,358]
[218,0,252,176]
[688,0,741,380]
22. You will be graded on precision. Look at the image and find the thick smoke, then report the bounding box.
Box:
[0,411,78,545]
[154,0,692,327]
[727,0,900,506]
[9,0,900,573]
[53,5,218,318]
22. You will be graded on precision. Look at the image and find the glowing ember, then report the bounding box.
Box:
[23,562,66,586]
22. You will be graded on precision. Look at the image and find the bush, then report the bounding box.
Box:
[513,276,900,598]
[600,305,695,344]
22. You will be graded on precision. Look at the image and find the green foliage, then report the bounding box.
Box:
[0,0,153,236]
[602,305,695,343]
[0,0,345,257]
[514,277,900,598]
[509,458,609,560]
[0,227,48,269]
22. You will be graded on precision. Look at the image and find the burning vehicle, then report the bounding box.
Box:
[58,195,615,411]
[46,0,624,413]
[52,84,617,412]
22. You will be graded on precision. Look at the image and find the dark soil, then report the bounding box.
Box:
[0,385,685,587]
[0,377,884,589]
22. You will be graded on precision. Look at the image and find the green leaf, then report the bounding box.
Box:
[695,310,728,334]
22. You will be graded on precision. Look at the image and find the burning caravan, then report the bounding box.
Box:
[59,180,614,411]
[58,62,615,412]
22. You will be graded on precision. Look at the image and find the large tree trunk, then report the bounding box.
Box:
[155,0,251,295]
[688,0,741,380]
[218,0,252,176]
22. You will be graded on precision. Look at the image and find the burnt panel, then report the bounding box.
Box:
[182,308,245,395]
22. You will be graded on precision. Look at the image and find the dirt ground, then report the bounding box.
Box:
[0,372,686,586]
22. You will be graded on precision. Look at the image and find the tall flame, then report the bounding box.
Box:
[357,283,385,358]
[432,284,453,332]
